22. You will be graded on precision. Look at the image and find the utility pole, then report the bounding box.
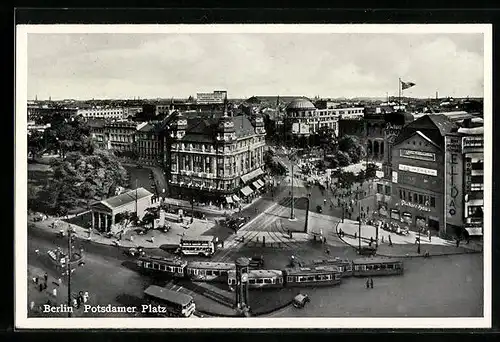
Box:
[135,178,138,215]
[358,200,361,252]
[290,160,295,220]
[67,226,73,318]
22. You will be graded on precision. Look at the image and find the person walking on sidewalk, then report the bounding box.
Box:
[366,279,370,289]
[388,235,392,247]
[456,238,460,248]
[370,277,374,289]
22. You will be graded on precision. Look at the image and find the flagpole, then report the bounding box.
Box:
[398,78,402,107]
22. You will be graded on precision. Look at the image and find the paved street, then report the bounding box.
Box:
[268,253,483,317]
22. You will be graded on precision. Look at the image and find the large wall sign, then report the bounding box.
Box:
[444,135,464,228]
[400,149,436,162]
[400,200,431,212]
[398,164,438,176]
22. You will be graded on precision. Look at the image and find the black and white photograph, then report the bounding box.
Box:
[15,24,491,329]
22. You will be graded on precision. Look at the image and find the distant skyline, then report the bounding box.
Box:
[27,31,485,101]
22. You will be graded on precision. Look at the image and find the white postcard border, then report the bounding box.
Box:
[15,23,492,329]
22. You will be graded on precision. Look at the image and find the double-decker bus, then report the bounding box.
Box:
[143,285,196,317]
[179,235,219,257]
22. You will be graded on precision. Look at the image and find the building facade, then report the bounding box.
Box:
[196,90,228,104]
[168,109,267,205]
[78,107,124,120]
[387,115,457,237]
[283,98,356,140]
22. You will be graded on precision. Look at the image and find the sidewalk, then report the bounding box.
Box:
[336,219,482,258]
[162,193,264,216]
[29,214,215,249]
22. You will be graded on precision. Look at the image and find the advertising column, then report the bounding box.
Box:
[444,135,464,237]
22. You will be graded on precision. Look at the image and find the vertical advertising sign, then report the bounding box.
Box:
[465,157,472,194]
[444,135,464,229]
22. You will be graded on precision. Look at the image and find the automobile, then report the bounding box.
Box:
[293,293,310,308]
[231,217,249,231]
[125,247,145,257]
[316,205,323,213]
[248,255,264,269]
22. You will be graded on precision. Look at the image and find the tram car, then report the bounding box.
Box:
[227,269,284,289]
[311,258,353,277]
[137,255,188,278]
[185,261,236,283]
[351,257,404,277]
[283,265,341,287]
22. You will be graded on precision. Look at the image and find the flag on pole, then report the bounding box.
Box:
[401,80,416,90]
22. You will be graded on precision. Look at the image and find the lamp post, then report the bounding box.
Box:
[290,160,295,220]
[358,200,361,252]
[66,225,73,317]
[417,226,421,254]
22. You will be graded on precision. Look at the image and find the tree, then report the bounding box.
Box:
[47,149,128,212]
[365,163,380,179]
[43,116,95,158]
[337,151,351,167]
[28,131,45,159]
[338,135,366,164]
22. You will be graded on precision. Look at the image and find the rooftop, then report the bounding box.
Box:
[100,187,153,209]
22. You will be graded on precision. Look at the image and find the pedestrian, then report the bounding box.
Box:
[429,233,432,242]
[58,278,62,285]
[370,237,373,245]
[52,288,57,297]
[30,301,35,311]
[366,279,370,289]
[354,232,357,239]
[370,277,374,289]
[34,276,39,284]
[44,273,48,283]
[381,236,384,244]
[38,283,43,292]
[456,239,460,247]
[388,235,392,247]
[43,282,48,290]
[338,228,342,237]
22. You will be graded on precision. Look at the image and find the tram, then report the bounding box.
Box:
[283,265,342,287]
[311,258,353,277]
[186,261,236,283]
[227,269,284,289]
[352,258,404,277]
[137,255,188,278]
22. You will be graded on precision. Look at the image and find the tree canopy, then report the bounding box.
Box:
[47,149,129,213]
[43,117,95,157]
[338,135,366,164]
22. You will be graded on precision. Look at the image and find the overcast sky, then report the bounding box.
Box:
[27,33,484,100]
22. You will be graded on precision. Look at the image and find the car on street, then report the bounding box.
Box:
[125,246,145,257]
[248,255,264,269]
[316,205,323,213]
[293,293,310,308]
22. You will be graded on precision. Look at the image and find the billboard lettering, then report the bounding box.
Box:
[445,136,464,228]
[398,164,438,176]
[400,149,436,162]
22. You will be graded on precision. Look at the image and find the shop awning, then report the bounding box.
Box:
[232,195,241,202]
[240,186,253,197]
[465,227,483,236]
[252,181,262,189]
[226,196,233,204]
[241,168,265,183]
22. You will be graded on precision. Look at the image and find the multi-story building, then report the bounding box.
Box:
[284,98,355,140]
[88,119,146,152]
[123,107,143,119]
[388,114,458,237]
[196,90,227,105]
[168,108,267,205]
[444,125,484,238]
[77,107,124,120]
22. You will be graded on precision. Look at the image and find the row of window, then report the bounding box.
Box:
[398,189,436,207]
[287,274,338,282]
[143,262,184,273]
[188,269,229,277]
[354,263,401,271]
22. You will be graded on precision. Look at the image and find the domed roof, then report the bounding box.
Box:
[286,98,316,111]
